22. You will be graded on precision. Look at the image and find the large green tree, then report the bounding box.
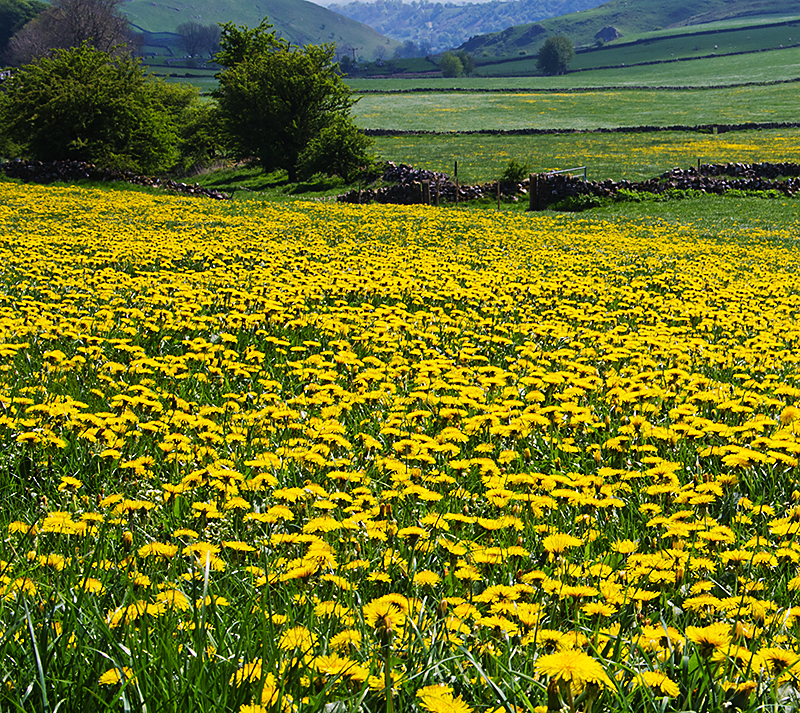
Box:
[537,35,574,75]
[214,20,371,182]
[0,44,214,173]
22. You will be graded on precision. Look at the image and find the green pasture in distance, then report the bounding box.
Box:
[371,128,800,183]
[347,46,800,88]
[569,21,800,69]
[470,19,800,73]
[352,82,800,132]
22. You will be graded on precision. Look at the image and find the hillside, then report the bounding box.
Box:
[122,0,399,60]
[458,0,800,59]
[327,0,605,53]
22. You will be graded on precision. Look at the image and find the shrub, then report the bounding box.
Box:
[0,45,192,173]
[501,159,530,185]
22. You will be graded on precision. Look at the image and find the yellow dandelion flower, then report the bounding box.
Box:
[631,670,680,697]
[417,684,474,713]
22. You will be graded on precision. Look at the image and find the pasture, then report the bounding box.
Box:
[1,180,800,712]
[371,129,800,183]
[351,83,800,132]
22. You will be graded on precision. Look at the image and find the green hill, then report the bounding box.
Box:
[123,0,399,61]
[327,0,606,54]
[459,0,800,61]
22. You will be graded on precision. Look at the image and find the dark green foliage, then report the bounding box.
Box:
[456,49,475,75]
[214,19,370,182]
[501,158,529,184]
[0,0,46,60]
[144,80,220,174]
[439,50,463,77]
[0,44,213,174]
[536,35,574,74]
[298,116,374,183]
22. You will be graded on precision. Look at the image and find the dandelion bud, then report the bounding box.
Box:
[122,530,133,550]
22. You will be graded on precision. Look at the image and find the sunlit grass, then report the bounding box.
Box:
[372,128,800,183]
[353,82,800,132]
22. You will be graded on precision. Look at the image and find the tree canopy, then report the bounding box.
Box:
[4,0,136,66]
[214,20,372,182]
[0,0,47,61]
[536,35,574,75]
[0,44,215,173]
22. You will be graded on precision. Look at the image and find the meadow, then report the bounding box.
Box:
[371,128,800,183]
[2,179,800,712]
[351,82,800,132]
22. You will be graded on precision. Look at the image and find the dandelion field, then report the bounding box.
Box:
[2,182,800,712]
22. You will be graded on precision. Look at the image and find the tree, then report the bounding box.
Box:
[439,51,462,78]
[214,19,370,182]
[0,0,47,61]
[0,44,211,173]
[4,0,136,66]
[536,35,574,76]
[456,49,474,76]
[176,21,220,58]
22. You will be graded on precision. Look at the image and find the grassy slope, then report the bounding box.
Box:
[347,44,800,86]
[460,0,800,58]
[123,0,399,59]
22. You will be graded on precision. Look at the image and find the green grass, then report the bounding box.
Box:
[352,82,800,132]
[123,0,398,61]
[472,46,800,83]
[462,0,800,55]
[190,164,349,201]
[589,192,800,243]
[348,44,800,88]
[370,128,800,183]
[568,20,800,69]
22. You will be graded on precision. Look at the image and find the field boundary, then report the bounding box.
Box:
[363,120,800,137]
[354,76,800,94]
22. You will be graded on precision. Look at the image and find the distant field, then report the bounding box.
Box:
[371,128,800,183]
[352,82,800,132]
[569,20,800,69]
[348,46,800,88]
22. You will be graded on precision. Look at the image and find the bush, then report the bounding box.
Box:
[0,45,202,174]
[297,116,374,183]
[439,51,463,78]
[501,159,530,185]
[552,194,604,211]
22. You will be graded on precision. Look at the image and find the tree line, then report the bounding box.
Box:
[0,7,374,183]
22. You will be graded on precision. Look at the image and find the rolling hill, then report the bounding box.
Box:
[326,0,605,53]
[458,0,800,59]
[122,0,399,60]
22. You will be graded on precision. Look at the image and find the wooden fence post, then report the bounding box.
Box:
[496,179,500,210]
